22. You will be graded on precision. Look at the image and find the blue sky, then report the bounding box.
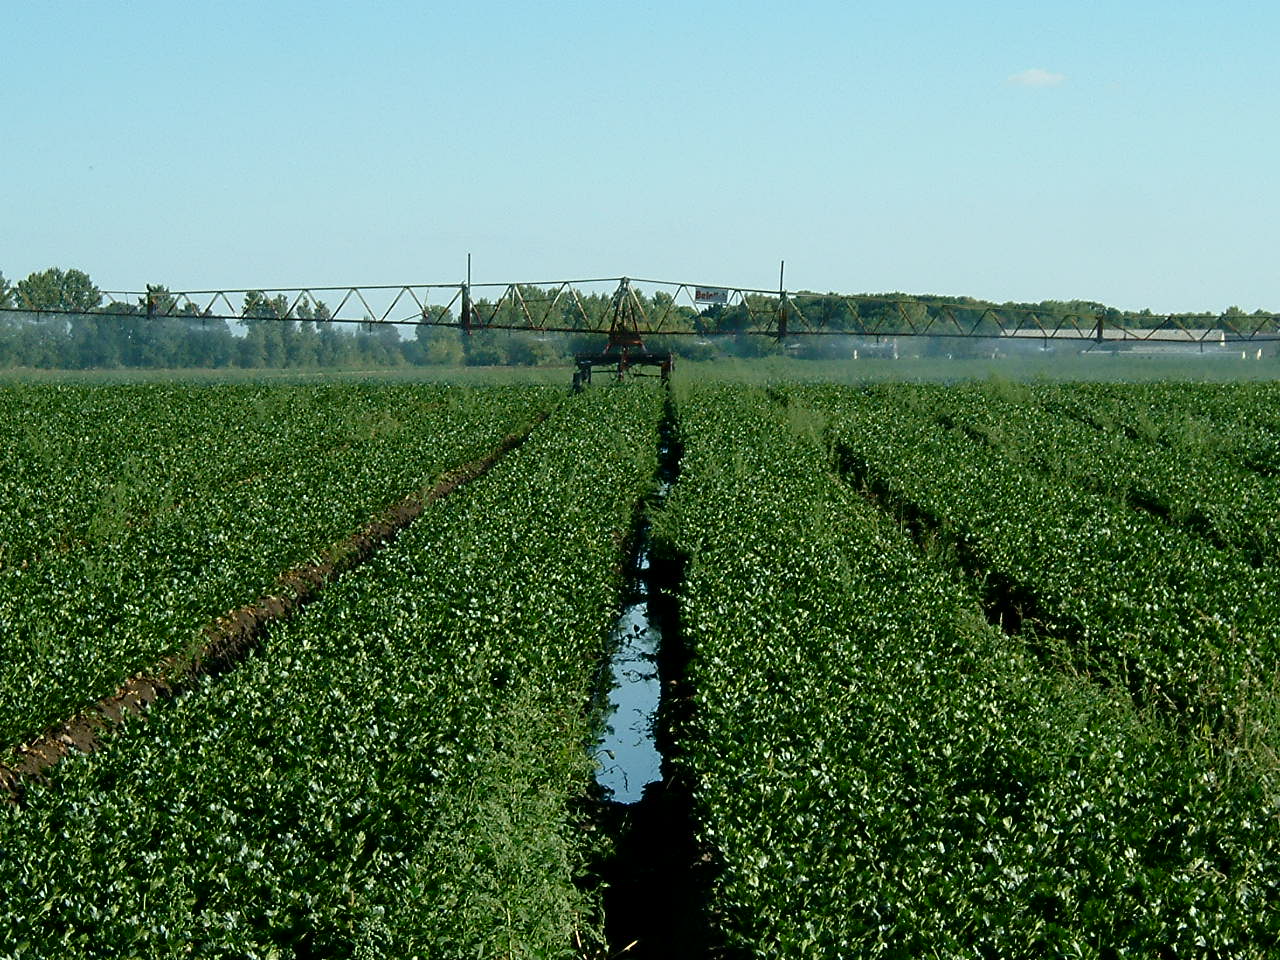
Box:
[3,0,1277,312]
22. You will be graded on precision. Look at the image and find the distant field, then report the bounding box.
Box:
[1,347,1276,387]
[0,364,571,385]
[682,352,1280,383]
[1,376,1278,957]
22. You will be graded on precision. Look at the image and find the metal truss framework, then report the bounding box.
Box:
[4,276,1278,344]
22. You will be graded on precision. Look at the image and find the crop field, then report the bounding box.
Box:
[2,376,1279,958]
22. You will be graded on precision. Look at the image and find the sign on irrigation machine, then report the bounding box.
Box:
[694,286,729,306]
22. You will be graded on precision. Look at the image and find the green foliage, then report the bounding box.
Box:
[0,384,662,958]
[0,383,556,749]
[412,324,465,365]
[660,383,1280,956]
[4,379,1280,956]
[951,381,1280,561]
[815,382,1280,773]
[14,267,102,313]
[241,290,292,320]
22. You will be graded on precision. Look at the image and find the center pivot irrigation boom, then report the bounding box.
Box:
[7,273,1278,389]
[570,278,672,390]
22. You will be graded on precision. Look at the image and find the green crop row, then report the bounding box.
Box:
[0,382,517,562]
[1031,380,1280,477]
[922,382,1280,563]
[794,384,1280,770]
[658,383,1279,956]
[0,384,662,959]
[0,382,555,748]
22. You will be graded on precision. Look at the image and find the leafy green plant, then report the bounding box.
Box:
[0,382,555,749]
[658,383,1280,956]
[0,384,662,958]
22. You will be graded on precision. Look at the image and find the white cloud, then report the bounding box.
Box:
[1008,68,1066,88]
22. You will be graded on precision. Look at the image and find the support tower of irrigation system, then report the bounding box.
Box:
[571,278,672,390]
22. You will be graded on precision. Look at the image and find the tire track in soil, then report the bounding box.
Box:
[0,411,551,804]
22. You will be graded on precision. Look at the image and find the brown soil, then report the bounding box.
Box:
[0,413,549,803]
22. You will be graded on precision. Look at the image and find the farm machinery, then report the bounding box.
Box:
[571,278,672,390]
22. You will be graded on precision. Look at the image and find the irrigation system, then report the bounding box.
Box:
[5,271,1278,381]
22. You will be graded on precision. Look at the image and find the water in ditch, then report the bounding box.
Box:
[594,533,663,804]
[590,400,712,957]
[594,415,678,805]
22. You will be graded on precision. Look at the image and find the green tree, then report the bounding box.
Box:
[15,267,102,313]
[242,320,287,366]
[181,317,234,367]
[236,327,268,367]
[0,272,12,309]
[356,322,404,366]
[242,290,290,319]
[464,329,505,365]
[142,284,179,316]
[285,319,319,366]
[410,310,465,365]
[69,315,124,368]
[505,333,538,365]
[1250,308,1278,336]
[238,292,294,366]
[316,317,350,367]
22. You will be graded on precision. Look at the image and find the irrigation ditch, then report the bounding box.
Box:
[0,412,550,803]
[586,395,721,959]
[7,392,722,953]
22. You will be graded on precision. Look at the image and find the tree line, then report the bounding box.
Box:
[1,266,1274,370]
[0,267,447,369]
[0,267,742,369]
